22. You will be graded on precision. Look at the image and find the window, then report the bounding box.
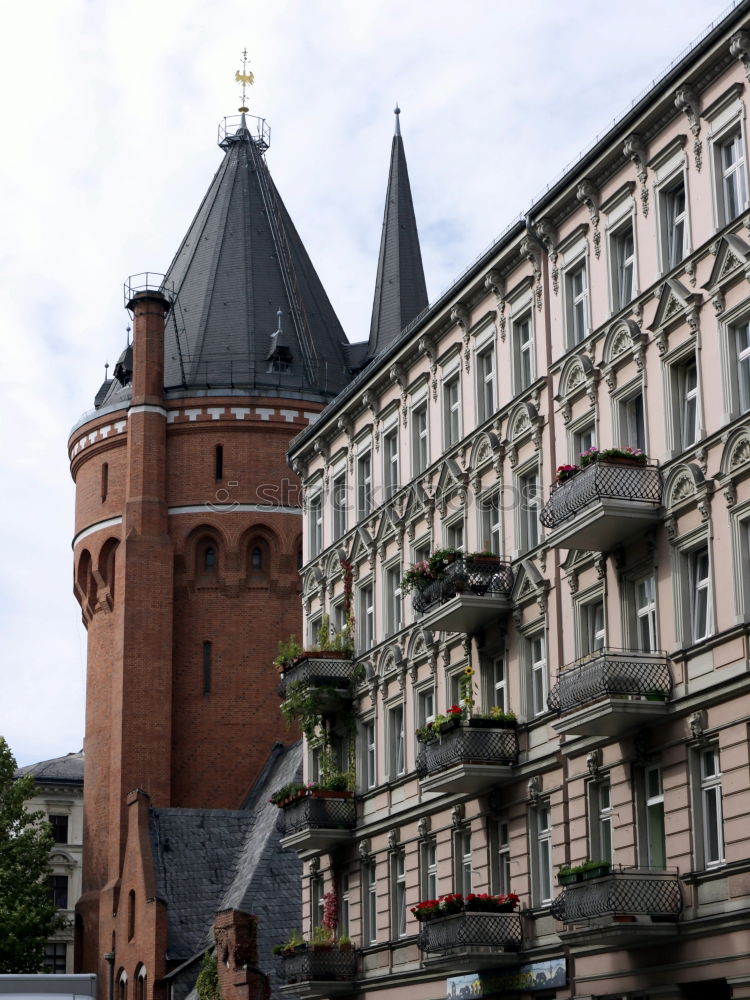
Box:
[135,969,147,1000]
[358,584,374,653]
[487,655,507,712]
[717,130,748,225]
[620,391,646,453]
[417,686,435,732]
[476,344,496,422]
[203,546,216,571]
[363,863,377,944]
[339,871,350,937]
[411,402,429,475]
[634,574,658,652]
[43,942,67,973]
[388,704,405,778]
[446,518,464,550]
[531,802,553,906]
[332,473,347,541]
[311,875,325,931]
[690,546,712,643]
[663,178,688,269]
[214,444,223,481]
[309,492,323,558]
[384,563,402,637]
[443,374,461,447]
[699,746,724,867]
[357,451,372,519]
[491,820,512,895]
[391,850,407,939]
[573,422,596,463]
[581,599,605,655]
[128,890,135,941]
[420,838,438,900]
[250,545,263,570]
[47,875,68,908]
[680,360,700,450]
[455,828,472,894]
[733,319,750,414]
[49,814,69,844]
[513,313,534,392]
[611,222,635,310]
[480,490,501,554]
[364,719,377,790]
[118,971,127,1000]
[383,426,399,500]
[518,468,539,550]
[527,634,546,718]
[101,461,109,502]
[566,261,589,345]
[202,641,212,694]
[642,765,666,868]
[589,778,613,864]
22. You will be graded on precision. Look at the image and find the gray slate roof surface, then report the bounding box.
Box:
[367,116,428,359]
[17,751,84,785]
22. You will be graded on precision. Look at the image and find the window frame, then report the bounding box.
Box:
[609,217,637,312]
[357,448,373,520]
[512,310,535,394]
[525,632,547,719]
[308,489,323,559]
[363,862,378,944]
[391,849,407,939]
[490,818,512,896]
[454,827,473,895]
[383,561,403,638]
[357,581,374,654]
[332,471,348,541]
[382,422,400,501]
[388,702,406,780]
[588,777,613,864]
[420,837,438,901]
[363,716,377,791]
[442,371,461,449]
[516,464,540,552]
[476,341,497,424]
[411,400,429,476]
[564,257,590,347]
[530,801,553,907]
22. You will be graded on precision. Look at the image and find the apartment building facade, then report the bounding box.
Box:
[281,7,750,999]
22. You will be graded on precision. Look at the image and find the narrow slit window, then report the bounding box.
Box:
[215,445,223,482]
[101,462,109,502]
[203,641,212,694]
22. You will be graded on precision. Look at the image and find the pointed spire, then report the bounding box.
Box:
[367,106,428,359]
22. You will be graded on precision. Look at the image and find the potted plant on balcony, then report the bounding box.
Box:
[468,705,518,730]
[555,463,580,484]
[579,446,648,469]
[416,722,438,743]
[269,781,307,808]
[433,705,463,735]
[645,688,668,702]
[580,859,611,880]
[557,864,582,886]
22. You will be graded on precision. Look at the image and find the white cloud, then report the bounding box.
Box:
[0,0,732,764]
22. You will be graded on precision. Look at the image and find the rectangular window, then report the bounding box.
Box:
[49,814,69,844]
[680,360,700,449]
[581,599,606,655]
[589,778,613,864]
[566,262,589,345]
[612,222,635,310]
[411,402,429,475]
[443,374,461,448]
[532,802,553,906]
[488,654,507,712]
[384,563,402,637]
[635,574,658,652]
[391,851,407,939]
[690,546,712,643]
[621,392,646,453]
[309,492,323,558]
[644,765,666,868]
[421,838,438,900]
[332,473,347,541]
[734,320,750,413]
[47,875,68,909]
[358,584,374,653]
[364,719,377,790]
[700,746,725,867]
[519,469,539,550]
[417,686,435,730]
[383,427,399,500]
[389,704,405,779]
[513,314,534,392]
[480,491,502,554]
[528,634,546,718]
[364,863,377,944]
[43,943,67,974]
[455,828,472,894]
[573,423,596,463]
[476,344,496,423]
[491,820,512,896]
[339,871,350,937]
[718,131,748,224]
[664,179,687,269]
[446,518,464,550]
[357,451,372,519]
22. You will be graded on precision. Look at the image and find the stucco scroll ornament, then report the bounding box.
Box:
[566,568,579,594]
[451,303,472,372]
[388,827,400,852]
[387,365,408,427]
[712,288,726,316]
[688,709,707,743]
[309,855,320,876]
[527,775,542,802]
[623,133,649,217]
[730,29,750,81]
[586,748,602,778]
[674,86,702,172]
[576,179,601,258]
[358,838,372,864]
[417,816,430,841]
[724,480,737,507]
[484,269,507,340]
[520,235,544,312]
[536,219,559,295]
[451,803,465,829]
[418,335,439,401]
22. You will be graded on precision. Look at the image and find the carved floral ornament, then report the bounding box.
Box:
[576,178,601,258]
[674,85,702,171]
[556,353,600,419]
[648,278,702,355]
[519,235,544,312]
[484,269,507,341]
[623,133,649,217]
[730,29,750,81]
[417,334,439,400]
[535,219,559,294]
[664,462,713,524]
[450,303,472,372]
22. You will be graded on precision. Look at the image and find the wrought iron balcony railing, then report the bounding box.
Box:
[416,724,519,779]
[279,949,357,985]
[418,911,523,955]
[550,869,682,926]
[540,460,662,530]
[412,557,513,615]
[548,648,672,714]
[280,656,355,697]
[278,794,356,837]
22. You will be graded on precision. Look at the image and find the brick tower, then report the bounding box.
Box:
[69,106,352,989]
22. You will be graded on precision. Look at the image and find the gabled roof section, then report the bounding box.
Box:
[367,108,428,361]
[159,116,350,400]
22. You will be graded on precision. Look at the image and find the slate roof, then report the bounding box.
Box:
[17,751,84,786]
[367,109,428,360]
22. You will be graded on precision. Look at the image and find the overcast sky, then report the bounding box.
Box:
[0,0,738,766]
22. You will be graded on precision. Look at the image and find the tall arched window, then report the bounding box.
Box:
[204,547,216,570]
[251,546,263,570]
[135,966,147,1000]
[127,889,135,941]
[117,970,127,1000]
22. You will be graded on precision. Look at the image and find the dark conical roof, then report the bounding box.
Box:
[367,108,428,360]
[158,116,350,400]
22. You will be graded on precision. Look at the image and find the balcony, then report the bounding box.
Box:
[548,648,671,737]
[278,793,356,857]
[540,460,662,551]
[416,722,519,793]
[418,912,523,970]
[550,868,682,947]
[412,557,513,633]
[280,655,355,698]
[278,949,357,998]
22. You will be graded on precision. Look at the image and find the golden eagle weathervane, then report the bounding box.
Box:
[236,48,254,113]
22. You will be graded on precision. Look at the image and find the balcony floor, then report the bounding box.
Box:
[553,696,668,738]
[545,497,661,552]
[559,919,678,950]
[420,761,516,794]
[279,982,354,999]
[419,593,512,633]
[421,947,520,972]
[280,827,353,859]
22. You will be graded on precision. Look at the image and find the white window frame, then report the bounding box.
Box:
[476,341,497,423]
[363,717,377,790]
[512,311,535,394]
[479,489,502,554]
[382,423,400,501]
[490,819,512,895]
[666,350,703,456]
[309,490,323,558]
[486,653,507,713]
[411,400,429,476]
[454,828,473,895]
[530,801,553,907]
[715,127,749,226]
[632,572,658,653]
[517,465,540,552]
[445,516,465,550]
[564,258,590,346]
[721,313,750,421]
[391,849,407,939]
[384,561,402,637]
[363,862,377,944]
[672,533,716,649]
[571,419,596,466]
[338,870,350,937]
[699,746,725,868]
[416,685,435,732]
[388,702,405,779]
[332,471,347,541]
[610,218,637,312]
[689,545,713,643]
[358,582,374,653]
[617,388,647,454]
[638,764,667,869]
[526,632,547,719]
[420,838,438,900]
[578,596,606,657]
[588,777,613,864]
[443,372,461,448]
[357,449,373,519]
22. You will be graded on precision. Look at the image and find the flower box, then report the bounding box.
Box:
[581,862,611,880]
[467,716,518,730]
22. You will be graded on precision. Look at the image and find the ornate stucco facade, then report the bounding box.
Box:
[284,8,750,999]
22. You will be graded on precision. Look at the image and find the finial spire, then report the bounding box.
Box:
[276,307,283,333]
[235,48,254,113]
[394,103,401,136]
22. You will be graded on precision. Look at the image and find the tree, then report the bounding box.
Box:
[0,737,62,972]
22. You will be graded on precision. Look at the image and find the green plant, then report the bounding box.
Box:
[488,706,517,723]
[274,635,304,672]
[321,771,349,792]
[196,951,220,1000]
[269,781,307,806]
[337,934,352,950]
[459,664,476,716]
[579,446,647,468]
[416,723,437,743]
[310,924,333,946]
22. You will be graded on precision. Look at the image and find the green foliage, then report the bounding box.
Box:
[269,782,307,806]
[0,736,63,973]
[195,950,221,1000]
[310,925,333,946]
[273,636,304,672]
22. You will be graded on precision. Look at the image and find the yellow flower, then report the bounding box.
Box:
[463,665,474,676]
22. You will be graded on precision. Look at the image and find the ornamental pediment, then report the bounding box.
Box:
[649,277,702,334]
[705,233,750,289]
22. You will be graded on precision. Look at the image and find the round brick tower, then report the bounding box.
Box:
[70,111,352,986]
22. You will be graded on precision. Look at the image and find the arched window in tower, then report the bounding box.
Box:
[76,549,96,613]
[251,546,263,570]
[135,967,147,1000]
[203,641,212,695]
[215,444,224,482]
[99,538,119,606]
[127,890,135,941]
[195,534,221,580]
[246,535,271,581]
[101,462,109,502]
[204,547,216,570]
[117,970,127,1000]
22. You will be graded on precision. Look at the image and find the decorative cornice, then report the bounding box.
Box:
[576,179,601,258]
[623,133,649,217]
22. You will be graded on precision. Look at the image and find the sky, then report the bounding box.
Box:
[0,0,739,766]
